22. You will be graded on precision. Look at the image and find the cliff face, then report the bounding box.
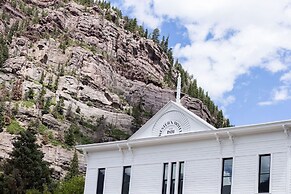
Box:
[0,0,216,177]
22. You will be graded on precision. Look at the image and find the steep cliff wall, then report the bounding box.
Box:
[0,0,217,177]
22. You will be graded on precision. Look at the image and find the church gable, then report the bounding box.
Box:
[129,101,216,140]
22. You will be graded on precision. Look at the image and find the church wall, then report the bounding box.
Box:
[84,130,290,194]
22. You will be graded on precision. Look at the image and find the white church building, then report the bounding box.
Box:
[77,78,291,194]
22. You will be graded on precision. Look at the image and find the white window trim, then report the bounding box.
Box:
[256,154,272,194]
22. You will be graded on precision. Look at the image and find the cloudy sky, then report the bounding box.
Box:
[108,0,291,126]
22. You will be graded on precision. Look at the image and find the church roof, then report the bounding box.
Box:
[76,100,291,153]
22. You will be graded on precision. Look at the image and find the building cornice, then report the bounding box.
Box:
[76,120,291,153]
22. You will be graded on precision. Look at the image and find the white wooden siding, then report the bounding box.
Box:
[271,152,287,194]
[232,155,256,193]
[84,131,290,194]
[184,158,220,194]
[84,168,98,194]
[130,164,163,194]
[103,167,123,194]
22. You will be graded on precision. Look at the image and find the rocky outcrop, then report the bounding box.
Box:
[0,0,216,178]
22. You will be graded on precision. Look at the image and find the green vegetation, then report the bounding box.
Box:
[42,97,51,114]
[65,150,79,180]
[47,75,54,91]
[7,20,19,43]
[21,99,35,108]
[6,119,25,134]
[25,88,34,100]
[73,0,94,6]
[37,123,48,134]
[40,71,45,84]
[65,124,76,146]
[54,149,84,194]
[106,127,130,140]
[1,128,52,193]
[0,35,9,68]
[54,176,85,194]
[64,123,93,146]
[52,98,65,119]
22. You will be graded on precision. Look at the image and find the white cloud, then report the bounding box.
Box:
[258,87,291,106]
[111,0,291,102]
[113,0,161,28]
[258,101,273,106]
[281,71,291,83]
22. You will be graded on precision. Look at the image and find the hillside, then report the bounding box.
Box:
[0,0,230,177]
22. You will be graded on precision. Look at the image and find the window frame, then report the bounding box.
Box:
[170,162,177,194]
[121,166,131,194]
[258,154,271,193]
[96,168,106,194]
[221,158,233,194]
[162,163,169,194]
[178,161,184,194]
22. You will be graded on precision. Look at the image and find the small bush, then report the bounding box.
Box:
[54,176,84,194]
[21,100,35,108]
[6,119,25,134]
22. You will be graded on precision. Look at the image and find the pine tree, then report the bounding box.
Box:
[39,71,45,84]
[37,85,46,109]
[47,75,53,91]
[53,74,59,92]
[65,150,79,180]
[0,34,9,68]
[60,65,65,76]
[131,98,144,133]
[151,28,160,43]
[2,128,52,193]
[215,110,224,128]
[25,88,34,100]
[64,125,75,146]
[42,97,51,115]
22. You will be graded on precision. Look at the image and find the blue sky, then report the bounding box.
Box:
[107,0,291,126]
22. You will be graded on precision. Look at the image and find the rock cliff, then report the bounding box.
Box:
[0,0,220,178]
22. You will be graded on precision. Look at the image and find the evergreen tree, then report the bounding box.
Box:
[25,88,34,100]
[144,29,148,38]
[65,150,79,180]
[130,99,144,133]
[52,98,65,119]
[215,110,224,128]
[2,128,52,193]
[42,97,51,115]
[39,71,45,84]
[37,85,46,108]
[64,125,75,146]
[225,118,231,127]
[0,34,9,68]
[56,98,64,115]
[60,65,65,76]
[53,74,59,92]
[151,28,160,43]
[7,21,19,43]
[47,75,53,91]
